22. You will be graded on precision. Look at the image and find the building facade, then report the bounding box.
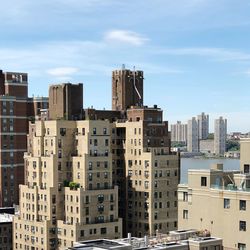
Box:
[171,121,187,144]
[112,67,143,111]
[112,106,180,237]
[197,112,209,140]
[13,67,180,249]
[0,207,14,250]
[14,120,122,250]
[49,83,83,120]
[214,117,227,155]
[187,118,198,152]
[0,70,48,207]
[178,138,250,250]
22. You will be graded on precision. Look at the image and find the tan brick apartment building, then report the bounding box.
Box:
[13,67,180,249]
[178,138,250,250]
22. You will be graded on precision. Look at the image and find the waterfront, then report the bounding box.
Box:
[181,158,240,184]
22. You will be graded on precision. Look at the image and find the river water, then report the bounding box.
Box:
[180,158,240,184]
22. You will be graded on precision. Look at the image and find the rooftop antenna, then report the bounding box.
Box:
[133,66,142,106]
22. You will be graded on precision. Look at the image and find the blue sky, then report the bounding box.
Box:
[1,0,250,132]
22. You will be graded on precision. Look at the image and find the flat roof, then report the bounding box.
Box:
[0,213,13,223]
[70,239,130,250]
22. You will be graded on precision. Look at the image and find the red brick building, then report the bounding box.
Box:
[0,70,48,206]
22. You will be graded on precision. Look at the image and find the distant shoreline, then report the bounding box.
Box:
[181,155,240,160]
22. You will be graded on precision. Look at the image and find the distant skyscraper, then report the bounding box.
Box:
[187,117,199,152]
[214,117,227,155]
[171,121,188,144]
[197,112,209,140]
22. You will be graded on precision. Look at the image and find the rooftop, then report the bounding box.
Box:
[69,231,222,250]
[0,213,14,223]
[69,239,131,250]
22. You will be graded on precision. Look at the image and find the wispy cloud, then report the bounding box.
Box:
[243,69,250,75]
[155,47,250,62]
[104,30,149,46]
[47,67,79,80]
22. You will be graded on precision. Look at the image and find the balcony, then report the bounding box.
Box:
[211,184,250,192]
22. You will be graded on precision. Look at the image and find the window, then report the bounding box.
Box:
[244,164,250,174]
[239,221,246,231]
[213,246,220,250]
[110,214,114,222]
[93,128,96,135]
[98,205,104,213]
[183,210,188,219]
[128,160,132,167]
[85,196,89,204]
[103,128,107,135]
[98,194,104,203]
[110,194,114,202]
[240,200,246,211]
[183,192,188,201]
[89,162,93,170]
[224,198,230,209]
[58,139,62,148]
[238,243,246,250]
[201,177,207,186]
[88,173,93,181]
[82,128,85,135]
[60,128,66,136]
[101,227,107,235]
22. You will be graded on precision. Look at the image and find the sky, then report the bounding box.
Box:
[1,0,250,132]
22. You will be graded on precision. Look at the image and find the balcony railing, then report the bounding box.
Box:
[211,184,250,192]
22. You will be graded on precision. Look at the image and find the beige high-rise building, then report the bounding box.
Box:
[178,138,250,250]
[112,106,180,237]
[197,112,209,140]
[13,68,180,249]
[187,118,199,152]
[214,117,227,155]
[14,119,122,250]
[171,121,188,144]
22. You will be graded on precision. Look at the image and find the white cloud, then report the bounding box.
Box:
[104,30,149,46]
[243,69,250,75]
[47,67,79,77]
[154,47,250,62]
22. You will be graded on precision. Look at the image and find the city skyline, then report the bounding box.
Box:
[1,0,250,132]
